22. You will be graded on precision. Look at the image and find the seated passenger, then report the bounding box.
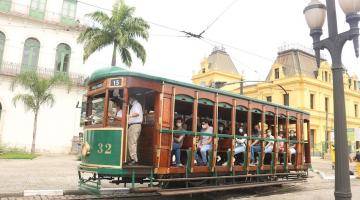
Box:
[171,117,185,167]
[278,132,285,163]
[250,125,261,165]
[234,126,247,156]
[114,102,122,121]
[264,129,274,153]
[222,125,247,166]
[195,119,213,166]
[288,130,296,164]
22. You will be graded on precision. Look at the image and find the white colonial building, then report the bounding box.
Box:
[0,0,113,153]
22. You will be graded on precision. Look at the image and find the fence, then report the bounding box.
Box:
[0,61,87,86]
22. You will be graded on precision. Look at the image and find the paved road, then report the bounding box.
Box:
[0,155,79,194]
[0,155,359,199]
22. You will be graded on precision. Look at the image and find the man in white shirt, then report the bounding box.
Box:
[127,96,143,165]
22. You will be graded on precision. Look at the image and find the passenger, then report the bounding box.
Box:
[250,125,261,165]
[234,125,247,156]
[278,132,285,163]
[195,119,213,166]
[278,132,285,153]
[172,117,185,167]
[127,96,143,166]
[264,129,274,153]
[114,101,122,121]
[218,123,226,134]
[288,130,296,164]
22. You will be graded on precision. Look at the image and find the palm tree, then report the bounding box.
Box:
[78,0,150,67]
[11,70,72,154]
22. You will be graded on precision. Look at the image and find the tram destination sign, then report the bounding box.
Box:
[109,78,123,87]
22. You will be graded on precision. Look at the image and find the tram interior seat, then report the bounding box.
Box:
[179,136,193,165]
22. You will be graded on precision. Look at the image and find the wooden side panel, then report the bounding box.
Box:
[162,97,172,128]
[138,125,155,165]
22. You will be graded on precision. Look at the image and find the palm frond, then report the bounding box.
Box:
[41,93,55,108]
[85,11,110,26]
[12,94,38,112]
[119,48,132,66]
[128,39,146,64]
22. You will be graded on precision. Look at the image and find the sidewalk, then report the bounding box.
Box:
[310,156,358,179]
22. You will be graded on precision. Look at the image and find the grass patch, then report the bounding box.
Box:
[0,152,38,159]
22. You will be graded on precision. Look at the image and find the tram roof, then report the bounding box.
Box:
[88,66,309,115]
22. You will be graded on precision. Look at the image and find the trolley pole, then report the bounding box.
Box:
[304,0,360,199]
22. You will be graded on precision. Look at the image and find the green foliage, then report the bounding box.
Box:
[11,70,72,113]
[77,0,149,66]
[0,152,38,159]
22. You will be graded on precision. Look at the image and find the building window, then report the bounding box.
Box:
[355,104,358,117]
[55,43,71,72]
[0,0,11,12]
[325,97,329,112]
[0,102,2,121]
[324,71,328,82]
[274,68,279,79]
[202,68,205,73]
[283,94,289,106]
[29,0,47,20]
[61,0,77,25]
[0,31,5,65]
[266,96,272,102]
[21,38,40,70]
[354,81,357,90]
[310,94,314,109]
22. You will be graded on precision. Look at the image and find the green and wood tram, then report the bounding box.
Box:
[78,66,311,195]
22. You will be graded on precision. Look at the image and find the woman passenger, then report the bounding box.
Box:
[172,117,185,167]
[195,119,213,166]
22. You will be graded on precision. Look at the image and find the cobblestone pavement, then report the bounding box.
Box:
[0,155,79,194]
[0,155,359,199]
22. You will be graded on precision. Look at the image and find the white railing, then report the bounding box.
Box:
[278,42,327,60]
[0,61,86,86]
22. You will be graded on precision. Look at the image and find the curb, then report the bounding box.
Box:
[312,169,357,180]
[0,188,129,198]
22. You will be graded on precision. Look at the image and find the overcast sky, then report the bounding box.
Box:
[80,0,360,83]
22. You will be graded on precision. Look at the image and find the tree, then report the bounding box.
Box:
[11,70,72,154]
[77,0,150,67]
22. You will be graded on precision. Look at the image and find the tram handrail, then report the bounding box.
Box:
[160,129,307,143]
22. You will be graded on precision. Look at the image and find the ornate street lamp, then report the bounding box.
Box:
[304,0,360,199]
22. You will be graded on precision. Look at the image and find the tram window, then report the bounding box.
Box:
[174,96,193,131]
[235,107,248,133]
[87,93,105,125]
[217,103,232,165]
[107,89,124,127]
[127,88,156,125]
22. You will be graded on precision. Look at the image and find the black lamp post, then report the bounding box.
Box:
[304,0,360,199]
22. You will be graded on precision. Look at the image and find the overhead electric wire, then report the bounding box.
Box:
[198,0,238,37]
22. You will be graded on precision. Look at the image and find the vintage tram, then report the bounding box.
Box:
[78,66,311,195]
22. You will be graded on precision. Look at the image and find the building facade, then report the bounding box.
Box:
[238,46,360,156]
[192,45,360,156]
[0,0,94,153]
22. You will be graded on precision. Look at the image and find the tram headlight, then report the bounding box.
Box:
[81,142,91,157]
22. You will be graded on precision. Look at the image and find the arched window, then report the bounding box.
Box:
[21,38,40,70]
[55,43,71,72]
[0,31,5,65]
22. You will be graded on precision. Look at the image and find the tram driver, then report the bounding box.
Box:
[195,119,213,166]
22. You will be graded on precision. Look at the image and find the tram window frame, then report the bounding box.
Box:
[85,93,106,127]
[107,89,124,127]
[128,88,156,125]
